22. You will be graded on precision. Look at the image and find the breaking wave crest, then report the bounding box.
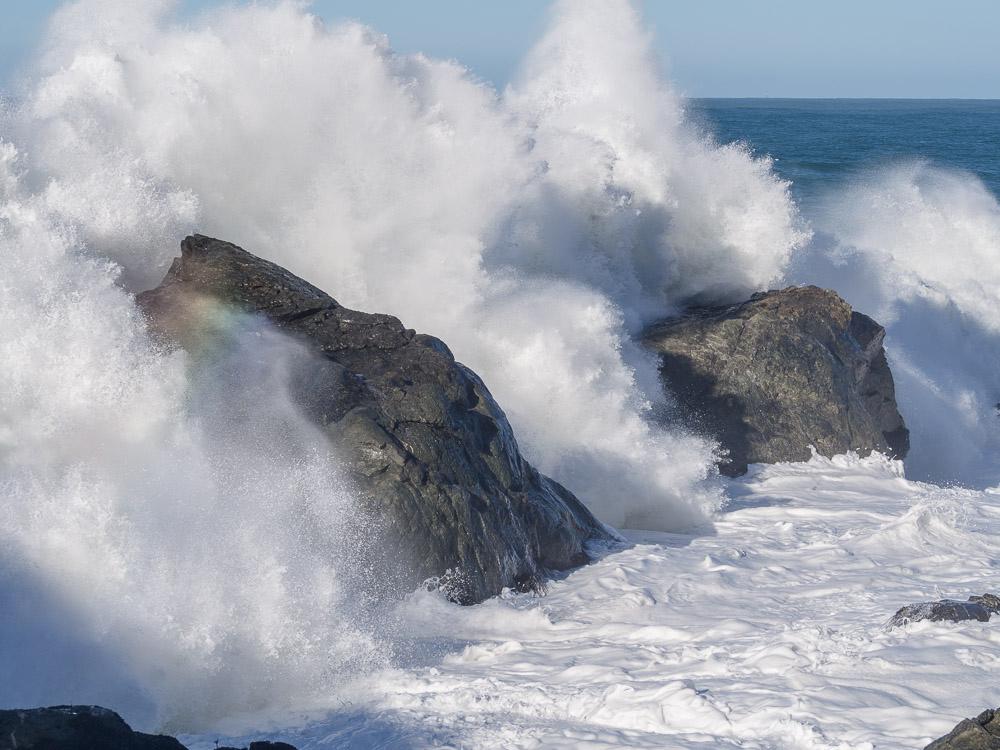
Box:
[2,0,808,534]
[794,161,1000,488]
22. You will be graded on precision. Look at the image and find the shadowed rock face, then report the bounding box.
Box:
[642,286,909,476]
[138,235,613,604]
[0,706,186,750]
[0,706,298,750]
[926,709,1000,750]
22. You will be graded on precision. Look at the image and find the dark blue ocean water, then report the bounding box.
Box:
[690,99,1000,209]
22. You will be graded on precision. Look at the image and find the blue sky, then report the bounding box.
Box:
[2,0,999,98]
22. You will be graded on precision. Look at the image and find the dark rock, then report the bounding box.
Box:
[926,708,1000,749]
[889,594,1000,627]
[137,235,614,604]
[642,286,909,476]
[0,705,186,750]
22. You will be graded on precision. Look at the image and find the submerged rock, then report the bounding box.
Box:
[889,594,1000,627]
[926,708,1000,749]
[138,235,614,604]
[0,706,185,750]
[642,286,909,476]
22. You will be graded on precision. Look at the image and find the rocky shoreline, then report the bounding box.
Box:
[4,237,959,748]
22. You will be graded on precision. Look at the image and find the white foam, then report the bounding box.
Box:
[186,455,1000,749]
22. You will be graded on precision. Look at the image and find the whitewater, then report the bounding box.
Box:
[180,454,1000,750]
[1,0,998,748]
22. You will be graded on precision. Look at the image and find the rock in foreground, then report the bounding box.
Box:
[642,286,909,476]
[926,709,1000,749]
[889,594,1000,627]
[0,706,298,750]
[138,235,613,604]
[0,706,185,750]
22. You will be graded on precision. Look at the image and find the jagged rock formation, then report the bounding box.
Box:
[926,708,1000,750]
[642,286,909,476]
[0,706,298,750]
[138,235,613,604]
[0,706,186,750]
[889,594,1000,627]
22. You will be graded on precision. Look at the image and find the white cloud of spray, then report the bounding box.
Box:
[501,0,808,313]
[0,146,385,730]
[5,0,806,528]
[0,0,809,729]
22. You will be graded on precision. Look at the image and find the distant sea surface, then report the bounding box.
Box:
[691,99,1000,207]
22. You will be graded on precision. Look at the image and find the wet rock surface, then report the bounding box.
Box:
[889,594,1000,627]
[642,285,909,476]
[926,708,1000,750]
[138,235,614,604]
